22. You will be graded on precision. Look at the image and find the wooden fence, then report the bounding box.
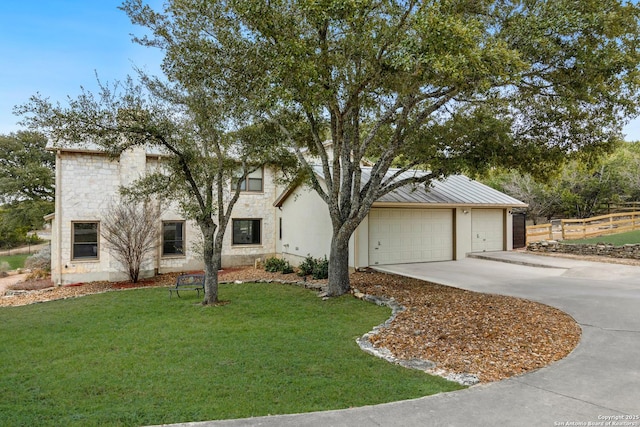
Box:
[526,223,553,243]
[561,212,640,240]
[526,212,640,243]
[601,201,640,213]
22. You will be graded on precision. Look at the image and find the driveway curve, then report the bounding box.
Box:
[157,253,640,427]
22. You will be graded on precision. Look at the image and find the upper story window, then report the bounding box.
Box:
[72,221,99,260]
[236,167,263,192]
[162,221,185,256]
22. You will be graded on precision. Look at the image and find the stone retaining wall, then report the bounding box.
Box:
[527,241,640,259]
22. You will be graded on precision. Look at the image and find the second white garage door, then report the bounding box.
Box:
[369,209,453,265]
[471,209,504,252]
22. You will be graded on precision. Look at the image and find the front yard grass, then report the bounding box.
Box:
[567,229,640,246]
[0,253,30,270]
[0,283,463,426]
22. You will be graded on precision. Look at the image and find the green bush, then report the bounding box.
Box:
[296,255,329,279]
[264,257,287,273]
[264,257,295,274]
[312,256,329,280]
[297,254,316,276]
[281,260,294,274]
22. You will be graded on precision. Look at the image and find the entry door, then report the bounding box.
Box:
[369,209,453,265]
[471,209,504,252]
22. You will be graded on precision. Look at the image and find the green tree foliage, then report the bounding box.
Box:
[607,140,640,200]
[127,0,640,295]
[0,131,54,247]
[0,131,54,204]
[18,76,295,304]
[488,142,640,220]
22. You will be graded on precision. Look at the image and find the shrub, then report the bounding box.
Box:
[26,268,49,280]
[297,255,316,277]
[281,260,294,274]
[296,255,329,279]
[25,245,51,271]
[264,257,286,273]
[264,257,295,274]
[0,261,9,277]
[312,256,329,280]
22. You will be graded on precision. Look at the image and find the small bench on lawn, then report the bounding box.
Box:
[169,273,205,298]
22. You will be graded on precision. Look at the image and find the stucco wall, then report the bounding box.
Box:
[279,185,332,265]
[278,182,356,268]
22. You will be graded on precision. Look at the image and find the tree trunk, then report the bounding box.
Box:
[200,219,219,305]
[202,254,220,305]
[327,235,351,296]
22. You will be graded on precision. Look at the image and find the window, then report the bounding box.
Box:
[72,222,99,260]
[236,167,263,192]
[232,219,261,245]
[163,221,185,256]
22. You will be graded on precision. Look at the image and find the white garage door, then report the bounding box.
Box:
[471,209,504,252]
[369,209,453,265]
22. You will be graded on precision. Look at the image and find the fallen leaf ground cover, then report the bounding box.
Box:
[350,271,581,382]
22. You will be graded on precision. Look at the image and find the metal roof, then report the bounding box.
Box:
[312,166,526,207]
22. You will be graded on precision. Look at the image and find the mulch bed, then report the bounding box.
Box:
[1,266,581,383]
[350,270,581,382]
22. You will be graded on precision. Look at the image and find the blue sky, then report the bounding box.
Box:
[0,1,163,134]
[1,1,640,141]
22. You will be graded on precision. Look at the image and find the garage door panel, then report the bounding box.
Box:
[472,209,504,252]
[369,208,453,265]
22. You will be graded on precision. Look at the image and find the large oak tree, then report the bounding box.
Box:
[19,76,294,304]
[124,0,640,295]
[0,131,54,247]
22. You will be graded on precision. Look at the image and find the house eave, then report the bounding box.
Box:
[47,146,168,160]
[47,146,107,155]
[371,202,529,209]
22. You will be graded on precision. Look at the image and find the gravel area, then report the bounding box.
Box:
[1,266,581,383]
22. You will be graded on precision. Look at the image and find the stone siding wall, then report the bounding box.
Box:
[528,241,640,259]
[221,167,280,266]
[53,148,281,283]
[56,151,122,283]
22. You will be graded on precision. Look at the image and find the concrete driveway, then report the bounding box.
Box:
[158,252,640,427]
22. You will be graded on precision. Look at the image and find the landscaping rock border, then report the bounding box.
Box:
[528,240,640,259]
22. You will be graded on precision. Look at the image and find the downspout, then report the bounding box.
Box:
[55,150,63,286]
[353,225,359,270]
[156,200,162,276]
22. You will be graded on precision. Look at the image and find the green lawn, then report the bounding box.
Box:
[0,253,30,270]
[567,230,640,246]
[0,283,462,426]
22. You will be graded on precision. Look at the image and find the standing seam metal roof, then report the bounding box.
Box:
[313,166,526,206]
